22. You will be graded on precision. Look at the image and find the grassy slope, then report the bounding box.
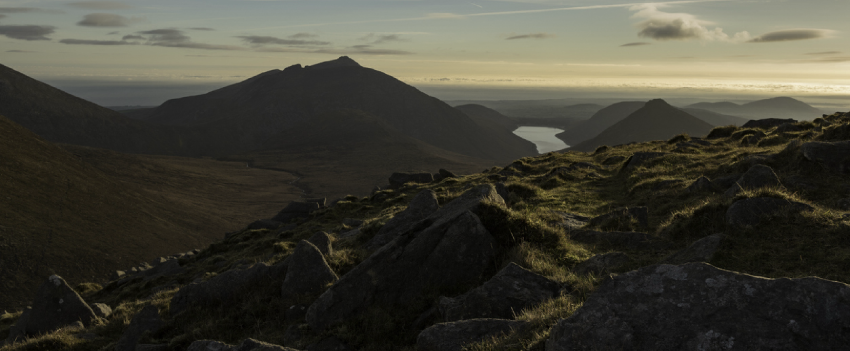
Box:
[3,112,850,351]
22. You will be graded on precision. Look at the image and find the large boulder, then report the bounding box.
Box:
[438,263,562,322]
[417,319,528,351]
[801,141,850,174]
[388,172,434,188]
[573,252,630,275]
[724,164,782,197]
[171,262,288,315]
[742,118,797,129]
[363,189,439,251]
[726,197,813,230]
[115,305,164,351]
[686,176,717,193]
[306,231,333,256]
[5,275,97,343]
[546,263,850,350]
[588,207,649,229]
[187,338,301,351]
[551,212,591,231]
[622,152,666,171]
[661,234,724,265]
[569,230,657,250]
[281,241,338,298]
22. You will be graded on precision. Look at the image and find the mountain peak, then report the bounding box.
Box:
[307,56,361,70]
[645,99,672,108]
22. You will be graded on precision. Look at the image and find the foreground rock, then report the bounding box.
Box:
[742,118,797,129]
[5,275,97,344]
[281,241,338,298]
[438,263,561,322]
[661,234,724,265]
[171,262,287,315]
[417,319,528,351]
[569,230,657,250]
[546,263,850,350]
[188,338,300,351]
[724,164,782,197]
[115,305,164,351]
[726,197,813,229]
[363,189,439,250]
[573,252,630,275]
[622,152,666,171]
[801,141,850,174]
[588,207,649,229]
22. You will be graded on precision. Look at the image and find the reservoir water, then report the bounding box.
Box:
[512,126,570,154]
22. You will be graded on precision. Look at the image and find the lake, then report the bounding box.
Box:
[512,126,570,154]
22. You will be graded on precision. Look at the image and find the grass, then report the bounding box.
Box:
[4,112,850,350]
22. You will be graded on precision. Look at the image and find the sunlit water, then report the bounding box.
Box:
[512,126,570,154]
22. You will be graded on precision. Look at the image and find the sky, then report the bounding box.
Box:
[0,0,848,107]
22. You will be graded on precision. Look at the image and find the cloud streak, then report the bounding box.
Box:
[67,1,132,10]
[0,7,63,14]
[360,33,406,44]
[237,35,329,46]
[748,29,834,43]
[257,46,412,55]
[77,13,142,27]
[60,38,137,45]
[0,25,55,40]
[620,42,651,47]
[138,28,244,50]
[506,33,555,40]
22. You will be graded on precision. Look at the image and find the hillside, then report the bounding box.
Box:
[0,115,303,312]
[569,99,715,152]
[455,104,518,131]
[4,108,848,350]
[682,107,749,126]
[141,57,537,162]
[687,96,823,121]
[555,101,645,145]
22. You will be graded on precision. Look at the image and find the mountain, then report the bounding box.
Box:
[555,101,645,145]
[569,99,715,152]
[455,104,518,131]
[141,57,537,162]
[686,97,823,120]
[0,64,183,155]
[682,108,749,126]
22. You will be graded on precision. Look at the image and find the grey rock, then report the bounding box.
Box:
[115,305,163,351]
[90,303,112,319]
[142,258,185,281]
[337,228,360,240]
[742,118,797,129]
[546,263,850,351]
[7,275,97,340]
[661,234,724,264]
[306,336,352,351]
[601,155,627,165]
[623,152,666,170]
[726,197,813,229]
[247,219,283,231]
[111,271,125,281]
[552,212,590,231]
[307,231,333,256]
[363,189,439,251]
[589,206,649,229]
[686,176,717,193]
[724,164,782,197]
[281,241,338,298]
[569,230,658,250]
[188,338,301,351]
[388,172,434,188]
[776,123,806,133]
[711,174,742,189]
[417,319,528,351]
[341,218,363,227]
[4,306,31,345]
[494,183,509,203]
[285,305,308,323]
[171,262,288,315]
[439,168,457,178]
[573,252,630,275]
[439,263,561,322]
[801,141,850,174]
[135,345,169,351]
[187,340,234,351]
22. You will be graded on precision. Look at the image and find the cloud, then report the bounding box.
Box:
[138,28,244,50]
[748,29,834,43]
[0,25,55,40]
[122,34,143,40]
[107,31,119,35]
[78,13,142,27]
[189,27,214,31]
[0,14,5,20]
[620,42,651,47]
[630,3,750,42]
[289,32,317,39]
[805,51,841,55]
[6,49,35,53]
[257,46,412,55]
[426,13,467,19]
[360,33,406,44]
[60,38,137,45]
[67,1,132,10]
[237,35,329,46]
[506,33,555,40]
[0,7,63,14]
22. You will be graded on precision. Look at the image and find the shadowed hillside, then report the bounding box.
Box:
[682,108,749,126]
[687,97,823,120]
[555,101,645,145]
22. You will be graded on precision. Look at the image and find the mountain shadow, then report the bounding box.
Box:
[555,101,645,145]
[687,97,823,121]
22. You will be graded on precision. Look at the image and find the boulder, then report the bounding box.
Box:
[573,252,630,275]
[417,319,529,351]
[388,172,434,188]
[726,197,814,229]
[545,263,850,350]
[363,189,439,251]
[686,176,717,193]
[281,241,338,298]
[306,336,352,351]
[569,230,658,250]
[247,219,283,231]
[187,338,300,351]
[115,305,164,351]
[306,210,499,331]
[661,234,724,264]
[306,231,333,256]
[724,164,782,197]
[438,263,562,322]
[776,123,806,133]
[271,201,321,223]
[142,258,185,282]
[439,168,457,178]
[742,118,797,129]
[801,141,850,174]
[623,152,666,170]
[552,212,590,231]
[111,271,126,281]
[710,174,741,189]
[6,275,97,341]
[171,262,288,315]
[494,183,509,203]
[740,131,766,146]
[341,218,363,227]
[90,303,112,319]
[135,345,169,351]
[601,155,627,165]
[588,206,649,229]
[4,306,31,345]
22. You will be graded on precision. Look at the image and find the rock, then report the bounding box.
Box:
[307,210,499,331]
[388,172,434,188]
[341,218,363,227]
[740,131,766,146]
[171,262,288,315]
[545,263,850,351]
[569,230,658,250]
[439,263,562,322]
[588,206,649,229]
[303,198,327,208]
[686,176,717,193]
[115,305,164,351]
[690,139,711,146]
[7,275,97,340]
[623,152,666,170]
[711,174,742,189]
[271,201,321,223]
[142,258,185,281]
[363,189,440,250]
[552,212,590,231]
[494,183,509,203]
[439,168,457,178]
[281,241,338,298]
[111,271,126,281]
[337,228,360,240]
[247,219,283,231]
[417,319,528,351]
[838,198,850,211]
[285,305,308,323]
[90,303,112,319]
[306,336,352,351]
[135,345,169,351]
[742,118,797,129]
[573,252,630,275]
[726,197,813,229]
[776,123,806,133]
[801,141,850,174]
[188,338,300,351]
[307,232,333,256]
[601,155,627,165]
[724,164,782,197]
[4,306,31,345]
[661,234,724,264]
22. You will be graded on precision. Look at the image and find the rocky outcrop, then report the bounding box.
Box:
[661,234,724,264]
[686,176,717,193]
[4,275,97,344]
[726,197,813,229]
[742,118,797,129]
[115,305,164,351]
[552,212,590,231]
[569,230,656,250]
[171,262,288,315]
[388,172,434,188]
[623,152,666,170]
[246,219,283,231]
[91,303,112,319]
[188,338,301,351]
[281,241,338,298]
[438,263,561,322]
[272,201,322,223]
[546,263,850,350]
[573,252,630,275]
[801,141,850,174]
[363,189,439,250]
[724,164,782,197]
[588,207,649,229]
[307,231,333,256]
[417,319,528,351]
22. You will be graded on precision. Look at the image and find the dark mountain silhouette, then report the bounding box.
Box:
[682,108,749,126]
[0,64,184,155]
[569,99,714,152]
[687,97,823,120]
[454,104,518,131]
[142,57,537,161]
[555,101,645,145]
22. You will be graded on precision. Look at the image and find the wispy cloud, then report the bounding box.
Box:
[77,13,143,27]
[620,42,651,47]
[289,32,317,39]
[257,46,412,56]
[60,38,137,45]
[6,49,35,53]
[506,33,555,40]
[630,3,749,42]
[0,7,63,14]
[67,1,132,10]
[748,29,834,43]
[360,33,406,44]
[138,28,244,50]
[0,14,5,20]
[189,27,214,31]
[237,35,329,46]
[805,51,841,56]
[0,25,55,40]
[122,34,143,40]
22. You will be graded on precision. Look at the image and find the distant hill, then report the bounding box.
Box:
[682,108,749,126]
[455,104,518,131]
[556,101,645,145]
[569,99,714,152]
[447,99,603,120]
[142,56,536,162]
[686,97,823,121]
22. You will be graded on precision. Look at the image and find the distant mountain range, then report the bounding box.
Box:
[686,97,823,121]
[556,101,646,146]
